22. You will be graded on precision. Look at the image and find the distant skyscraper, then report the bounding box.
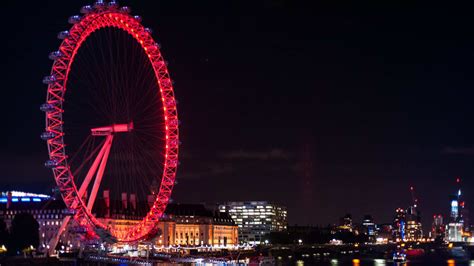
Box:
[362,215,377,242]
[218,201,287,244]
[392,208,406,241]
[446,178,468,242]
[405,206,423,241]
[431,214,444,240]
[404,186,423,241]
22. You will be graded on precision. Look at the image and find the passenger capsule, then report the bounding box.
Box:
[70,226,87,233]
[57,31,70,40]
[44,159,59,168]
[48,51,63,60]
[144,28,153,34]
[42,75,57,85]
[108,1,119,9]
[93,0,106,9]
[63,209,77,215]
[120,6,131,13]
[80,5,93,14]
[133,15,142,22]
[41,131,57,141]
[40,103,55,112]
[68,15,82,24]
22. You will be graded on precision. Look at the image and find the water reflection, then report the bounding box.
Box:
[270,258,474,266]
[374,259,386,266]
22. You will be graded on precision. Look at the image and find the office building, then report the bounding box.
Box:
[218,201,287,244]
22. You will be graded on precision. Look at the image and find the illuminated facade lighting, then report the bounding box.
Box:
[218,201,287,244]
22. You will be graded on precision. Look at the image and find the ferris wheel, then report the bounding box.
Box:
[41,0,179,247]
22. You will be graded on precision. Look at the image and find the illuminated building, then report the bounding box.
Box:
[0,191,78,251]
[96,200,238,247]
[337,214,353,232]
[362,215,377,242]
[218,201,287,244]
[392,208,406,241]
[405,205,423,241]
[447,222,463,242]
[165,204,238,247]
[446,178,468,242]
[377,223,393,243]
[431,214,445,240]
[1,191,238,251]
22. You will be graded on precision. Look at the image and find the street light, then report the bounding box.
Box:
[298,239,303,245]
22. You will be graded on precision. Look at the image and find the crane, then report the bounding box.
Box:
[410,186,418,208]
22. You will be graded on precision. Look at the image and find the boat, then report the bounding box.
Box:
[392,250,407,262]
[406,248,424,258]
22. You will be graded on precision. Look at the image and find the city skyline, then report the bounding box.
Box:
[2,1,474,227]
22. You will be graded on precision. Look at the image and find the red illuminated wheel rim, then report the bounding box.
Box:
[43,4,179,242]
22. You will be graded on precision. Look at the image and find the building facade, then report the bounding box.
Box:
[164,204,238,247]
[361,215,377,242]
[0,191,79,252]
[1,191,238,251]
[446,179,470,242]
[218,201,287,244]
[405,205,423,241]
[431,214,444,239]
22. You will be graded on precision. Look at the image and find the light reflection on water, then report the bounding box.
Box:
[272,259,474,266]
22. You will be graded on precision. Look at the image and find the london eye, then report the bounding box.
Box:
[41,0,179,247]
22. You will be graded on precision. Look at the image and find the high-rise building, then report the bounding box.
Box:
[361,215,377,242]
[446,178,469,242]
[405,205,423,241]
[218,201,287,244]
[339,214,353,231]
[431,214,445,240]
[392,208,406,241]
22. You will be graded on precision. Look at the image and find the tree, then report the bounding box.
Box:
[8,213,39,255]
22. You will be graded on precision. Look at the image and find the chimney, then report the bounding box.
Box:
[121,192,128,209]
[103,190,110,218]
[130,194,137,211]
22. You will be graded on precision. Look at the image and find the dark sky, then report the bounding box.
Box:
[1,1,474,228]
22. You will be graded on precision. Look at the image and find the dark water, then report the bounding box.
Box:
[269,258,474,266]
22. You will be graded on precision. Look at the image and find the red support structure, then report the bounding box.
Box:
[44,6,179,243]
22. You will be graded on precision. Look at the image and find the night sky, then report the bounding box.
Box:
[2,1,474,228]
